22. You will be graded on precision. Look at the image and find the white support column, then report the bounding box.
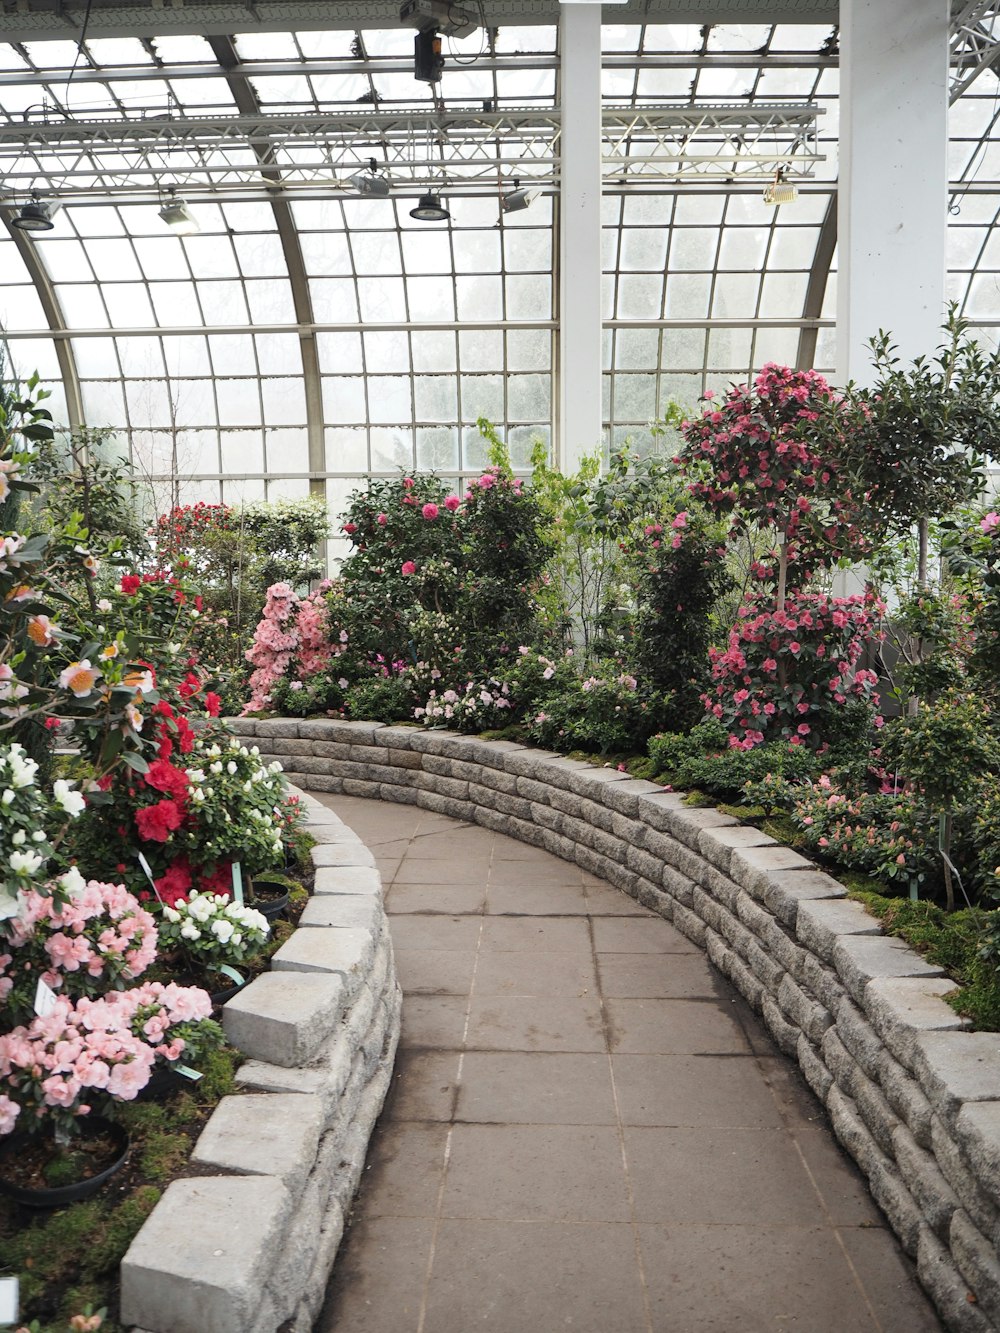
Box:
[557,3,603,472]
[837,0,950,387]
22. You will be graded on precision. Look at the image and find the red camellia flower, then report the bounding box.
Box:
[421,503,439,520]
[204,691,221,717]
[120,574,141,596]
[135,798,184,843]
[154,858,193,907]
[143,759,190,801]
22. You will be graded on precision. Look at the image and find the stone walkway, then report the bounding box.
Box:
[316,794,942,1333]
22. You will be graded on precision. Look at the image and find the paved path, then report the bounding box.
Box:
[317,794,942,1333]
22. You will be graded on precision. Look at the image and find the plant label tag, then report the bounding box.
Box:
[33,977,58,1017]
[231,861,244,906]
[174,1063,203,1082]
[0,1276,17,1324]
[136,852,163,902]
[214,963,245,987]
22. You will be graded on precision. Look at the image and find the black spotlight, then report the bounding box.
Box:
[10,199,58,233]
[409,192,450,221]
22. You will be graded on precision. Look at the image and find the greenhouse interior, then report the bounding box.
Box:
[7,0,1000,1329]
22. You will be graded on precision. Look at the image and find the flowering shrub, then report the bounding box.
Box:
[2,880,158,1024]
[157,891,269,968]
[416,678,515,732]
[244,581,338,713]
[789,776,936,892]
[648,717,823,799]
[677,363,869,579]
[0,743,89,917]
[81,980,222,1073]
[526,663,669,756]
[179,739,292,877]
[0,994,156,1140]
[704,590,884,750]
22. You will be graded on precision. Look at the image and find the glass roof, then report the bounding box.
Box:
[1,16,998,559]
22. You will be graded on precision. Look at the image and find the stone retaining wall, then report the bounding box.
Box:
[233,715,1000,1333]
[121,788,401,1333]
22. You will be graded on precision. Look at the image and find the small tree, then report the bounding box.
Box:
[840,310,1000,589]
[677,363,869,611]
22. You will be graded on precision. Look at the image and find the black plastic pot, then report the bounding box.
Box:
[249,889,290,922]
[0,1116,130,1209]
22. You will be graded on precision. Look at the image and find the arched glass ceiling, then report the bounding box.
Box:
[0,15,999,563]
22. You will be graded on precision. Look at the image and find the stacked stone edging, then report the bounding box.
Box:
[120,787,401,1333]
[232,715,1000,1333]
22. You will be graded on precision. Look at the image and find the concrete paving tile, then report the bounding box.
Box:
[754,1056,825,1123]
[441,1124,632,1221]
[386,882,488,915]
[626,1126,825,1225]
[485,880,589,915]
[728,992,782,1056]
[838,1225,944,1331]
[317,1213,433,1333]
[472,950,597,999]
[492,840,553,861]
[389,915,483,951]
[583,883,648,916]
[612,1054,785,1128]
[399,996,469,1049]
[465,995,606,1052]
[394,949,478,996]
[605,998,752,1054]
[393,860,489,886]
[480,916,591,953]
[406,831,495,860]
[359,1121,450,1218]
[639,1223,914,1333]
[591,916,698,954]
[384,1049,462,1122]
[423,1220,649,1332]
[368,838,411,860]
[791,1127,885,1227]
[488,864,585,888]
[456,1052,617,1125]
[596,950,724,999]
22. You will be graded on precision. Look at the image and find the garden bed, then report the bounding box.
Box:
[236,715,1000,1333]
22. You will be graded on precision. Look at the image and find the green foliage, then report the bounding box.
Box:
[879,590,974,708]
[344,673,418,723]
[525,661,669,756]
[882,691,1000,815]
[850,890,1000,1031]
[840,310,997,556]
[648,717,824,800]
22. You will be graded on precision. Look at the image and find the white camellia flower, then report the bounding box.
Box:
[1,790,15,807]
[58,866,86,896]
[31,830,45,842]
[163,906,181,923]
[11,830,25,846]
[52,778,86,817]
[180,923,200,940]
[9,849,42,874]
[211,918,234,944]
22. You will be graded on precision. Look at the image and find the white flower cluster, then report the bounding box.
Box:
[161,890,270,956]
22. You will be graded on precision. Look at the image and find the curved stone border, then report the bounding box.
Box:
[232,716,1000,1333]
[121,787,401,1333]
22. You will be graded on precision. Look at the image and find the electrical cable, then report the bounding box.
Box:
[65,0,97,96]
[446,0,488,66]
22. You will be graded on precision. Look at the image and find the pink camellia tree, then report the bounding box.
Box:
[678,363,883,749]
[678,362,870,611]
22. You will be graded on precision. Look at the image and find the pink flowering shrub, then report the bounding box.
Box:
[81,980,222,1073]
[677,363,869,580]
[1,880,159,1025]
[0,994,157,1139]
[704,590,884,749]
[789,776,935,890]
[244,580,338,712]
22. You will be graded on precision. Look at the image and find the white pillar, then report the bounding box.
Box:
[837,0,949,387]
[557,4,603,472]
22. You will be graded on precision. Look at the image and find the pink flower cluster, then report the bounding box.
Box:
[3,880,158,1003]
[704,590,884,750]
[82,980,213,1065]
[245,582,339,712]
[0,993,158,1136]
[678,363,868,576]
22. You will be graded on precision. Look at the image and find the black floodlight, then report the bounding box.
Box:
[409,192,450,221]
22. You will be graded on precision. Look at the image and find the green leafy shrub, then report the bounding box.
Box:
[525,662,669,755]
[648,717,824,800]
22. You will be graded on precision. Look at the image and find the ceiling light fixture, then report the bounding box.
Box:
[410,192,450,222]
[349,159,391,197]
[10,196,59,233]
[158,191,200,235]
[763,168,798,206]
[501,184,540,215]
